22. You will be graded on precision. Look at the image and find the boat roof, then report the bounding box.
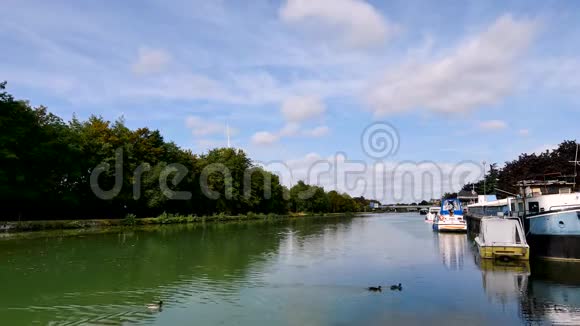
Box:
[468,198,511,208]
[480,218,527,246]
[440,198,463,215]
[481,217,520,225]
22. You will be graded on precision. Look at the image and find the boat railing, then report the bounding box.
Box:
[490,241,527,246]
[548,204,580,211]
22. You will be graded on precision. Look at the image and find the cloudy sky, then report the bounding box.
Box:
[2,0,579,202]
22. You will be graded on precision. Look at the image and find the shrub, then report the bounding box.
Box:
[122,213,137,226]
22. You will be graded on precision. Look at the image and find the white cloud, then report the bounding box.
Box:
[119,71,362,108]
[253,97,330,145]
[518,129,530,136]
[281,95,326,123]
[367,14,538,115]
[252,131,280,145]
[479,120,507,130]
[253,124,330,146]
[280,0,395,48]
[279,122,301,137]
[132,47,171,75]
[264,152,483,203]
[122,73,233,102]
[303,125,330,137]
[185,116,231,136]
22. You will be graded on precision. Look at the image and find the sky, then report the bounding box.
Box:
[2,0,580,202]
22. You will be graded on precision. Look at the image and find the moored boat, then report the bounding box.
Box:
[467,195,510,218]
[465,195,511,234]
[433,198,467,232]
[424,206,440,222]
[475,217,530,260]
[510,180,580,261]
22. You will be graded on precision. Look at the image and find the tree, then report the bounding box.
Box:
[0,82,365,221]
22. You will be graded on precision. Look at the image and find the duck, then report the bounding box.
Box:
[367,286,382,292]
[390,283,402,291]
[146,300,163,311]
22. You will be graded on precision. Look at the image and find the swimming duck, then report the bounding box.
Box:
[146,300,163,311]
[367,286,382,292]
[390,283,402,291]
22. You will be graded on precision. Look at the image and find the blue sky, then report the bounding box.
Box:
[2,0,579,201]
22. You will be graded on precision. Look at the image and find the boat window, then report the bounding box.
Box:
[528,202,539,214]
[515,226,521,244]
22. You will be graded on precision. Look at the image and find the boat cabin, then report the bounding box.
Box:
[510,179,580,217]
[467,195,510,217]
[478,218,527,247]
[441,198,463,216]
[475,217,530,260]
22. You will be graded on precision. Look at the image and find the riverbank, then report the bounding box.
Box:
[0,212,357,234]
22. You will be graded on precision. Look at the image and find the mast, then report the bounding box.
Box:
[569,142,579,191]
[482,161,487,196]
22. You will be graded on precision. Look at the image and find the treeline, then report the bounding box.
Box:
[0,82,373,221]
[445,140,578,198]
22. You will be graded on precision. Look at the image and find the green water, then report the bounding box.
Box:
[1,213,580,325]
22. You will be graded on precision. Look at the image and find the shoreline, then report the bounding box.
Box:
[0,212,360,236]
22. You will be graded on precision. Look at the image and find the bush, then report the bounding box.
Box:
[122,214,137,226]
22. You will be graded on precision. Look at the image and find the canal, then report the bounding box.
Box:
[1,213,579,325]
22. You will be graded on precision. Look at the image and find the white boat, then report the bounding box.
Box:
[509,179,580,260]
[424,206,440,222]
[475,217,530,260]
[467,195,510,218]
[433,198,467,232]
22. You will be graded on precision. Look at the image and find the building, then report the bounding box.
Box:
[457,189,478,206]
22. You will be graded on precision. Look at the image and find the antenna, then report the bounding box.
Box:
[482,161,487,196]
[568,143,579,176]
[569,142,579,188]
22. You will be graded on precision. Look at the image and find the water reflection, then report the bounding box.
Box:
[0,222,287,324]
[473,256,580,325]
[475,257,530,305]
[521,261,580,325]
[433,232,466,270]
[2,215,580,325]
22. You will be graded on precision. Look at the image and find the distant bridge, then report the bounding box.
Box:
[375,205,432,212]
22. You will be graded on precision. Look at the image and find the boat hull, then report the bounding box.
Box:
[432,223,467,232]
[526,209,580,261]
[477,244,530,260]
[527,234,580,261]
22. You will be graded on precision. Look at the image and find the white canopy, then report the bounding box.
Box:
[480,218,527,246]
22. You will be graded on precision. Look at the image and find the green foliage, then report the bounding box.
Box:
[122,214,137,226]
[0,82,367,221]
[459,140,579,197]
[442,192,458,200]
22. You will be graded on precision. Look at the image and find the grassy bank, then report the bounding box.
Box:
[0,212,356,234]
